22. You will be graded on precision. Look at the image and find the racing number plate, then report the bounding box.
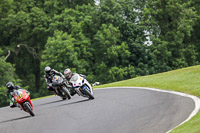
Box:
[18,94,24,99]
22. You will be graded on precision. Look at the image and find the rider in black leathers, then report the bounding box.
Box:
[44,66,65,92]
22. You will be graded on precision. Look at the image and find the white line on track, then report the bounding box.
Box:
[95,87,200,133]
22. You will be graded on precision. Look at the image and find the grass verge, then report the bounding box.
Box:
[94,65,200,133]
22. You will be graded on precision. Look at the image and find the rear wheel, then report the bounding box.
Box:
[24,102,35,116]
[62,87,71,100]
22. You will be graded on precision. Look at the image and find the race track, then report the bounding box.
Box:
[0,87,195,133]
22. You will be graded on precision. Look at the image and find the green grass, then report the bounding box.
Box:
[95,65,200,133]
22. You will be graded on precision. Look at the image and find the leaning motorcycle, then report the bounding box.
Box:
[52,75,71,100]
[69,73,94,99]
[13,89,35,116]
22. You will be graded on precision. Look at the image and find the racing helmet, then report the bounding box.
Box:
[64,68,72,79]
[45,66,51,73]
[6,82,14,91]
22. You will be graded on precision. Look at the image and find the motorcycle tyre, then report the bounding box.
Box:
[24,102,35,116]
[62,87,71,100]
[84,88,94,100]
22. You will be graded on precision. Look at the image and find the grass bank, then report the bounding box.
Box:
[95,65,200,133]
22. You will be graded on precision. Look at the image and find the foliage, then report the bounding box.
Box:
[0,0,200,108]
[143,0,198,69]
[42,30,78,71]
[0,48,19,107]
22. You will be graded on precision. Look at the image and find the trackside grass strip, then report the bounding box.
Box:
[95,65,200,133]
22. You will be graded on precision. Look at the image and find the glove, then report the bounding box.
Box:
[48,83,53,87]
[60,73,65,79]
[80,74,86,78]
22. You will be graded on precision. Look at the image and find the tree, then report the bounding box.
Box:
[185,0,200,65]
[0,0,13,18]
[143,0,197,69]
[0,48,19,107]
[97,0,151,77]
[44,0,95,17]
[93,24,131,83]
[45,4,97,82]
[41,30,78,71]
[0,1,51,92]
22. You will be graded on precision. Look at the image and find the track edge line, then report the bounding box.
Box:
[95,87,200,133]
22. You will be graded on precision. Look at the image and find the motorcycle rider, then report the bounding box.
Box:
[44,66,65,92]
[6,82,21,108]
[64,68,86,96]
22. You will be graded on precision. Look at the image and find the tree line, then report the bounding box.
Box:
[0,0,199,107]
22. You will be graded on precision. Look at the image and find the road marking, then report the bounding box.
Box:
[95,87,200,133]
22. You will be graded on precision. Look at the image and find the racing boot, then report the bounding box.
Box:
[10,101,16,108]
[70,88,76,96]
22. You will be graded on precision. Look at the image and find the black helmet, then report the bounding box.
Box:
[45,66,51,73]
[64,68,72,79]
[6,82,14,90]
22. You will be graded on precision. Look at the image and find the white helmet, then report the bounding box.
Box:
[45,66,51,73]
[64,68,72,79]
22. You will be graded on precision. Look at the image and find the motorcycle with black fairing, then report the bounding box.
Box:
[51,75,71,100]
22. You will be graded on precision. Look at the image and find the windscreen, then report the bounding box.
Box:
[70,74,79,83]
[14,89,22,96]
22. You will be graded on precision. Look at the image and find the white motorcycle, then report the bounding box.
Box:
[69,73,94,99]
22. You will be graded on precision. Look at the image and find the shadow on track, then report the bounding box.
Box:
[0,116,31,124]
[53,99,91,108]
[36,99,64,106]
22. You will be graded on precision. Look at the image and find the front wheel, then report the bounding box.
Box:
[62,87,71,100]
[23,102,35,116]
[84,88,94,100]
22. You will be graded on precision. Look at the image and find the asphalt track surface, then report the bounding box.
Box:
[0,87,195,133]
